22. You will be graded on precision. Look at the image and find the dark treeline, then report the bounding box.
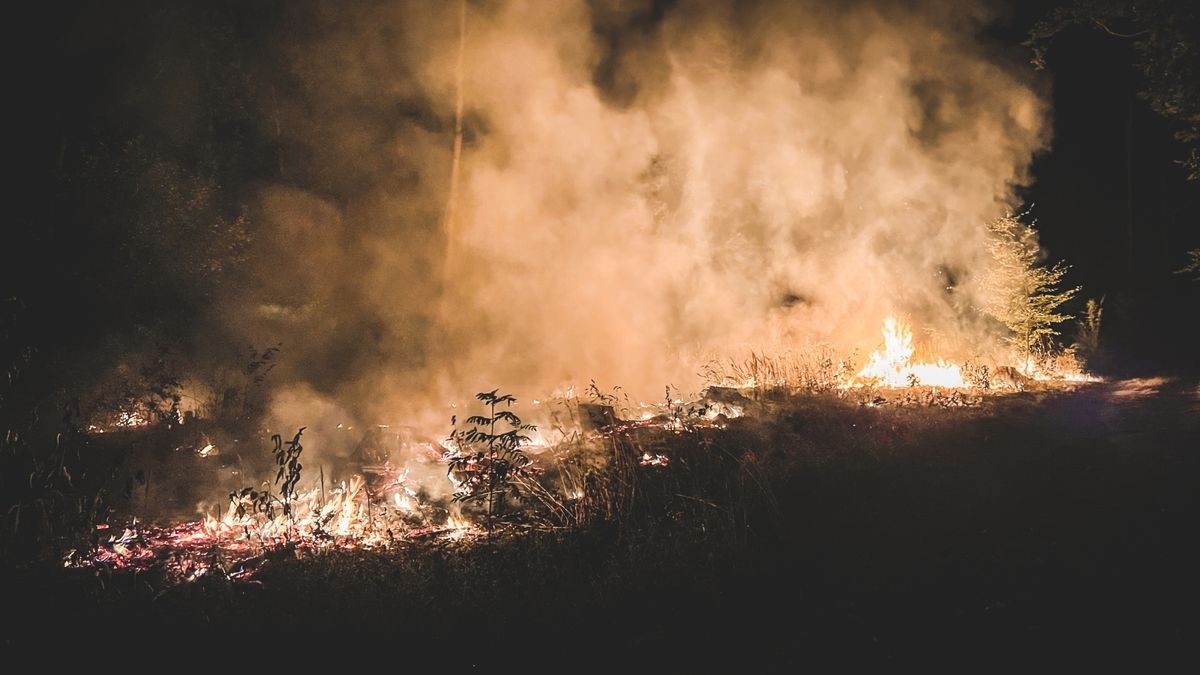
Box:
[1014,1,1200,375]
[8,2,287,429]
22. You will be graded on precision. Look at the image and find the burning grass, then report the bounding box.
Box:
[60,406,734,582]
[10,375,1195,666]
[702,315,1098,395]
[36,317,1105,587]
[59,380,1085,584]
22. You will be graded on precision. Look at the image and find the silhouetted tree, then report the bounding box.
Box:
[1073,296,1105,369]
[445,389,538,533]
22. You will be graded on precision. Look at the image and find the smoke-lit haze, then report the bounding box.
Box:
[202,0,1047,439]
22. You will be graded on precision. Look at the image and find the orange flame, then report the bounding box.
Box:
[856,316,965,388]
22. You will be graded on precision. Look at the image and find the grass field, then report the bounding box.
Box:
[3,379,1197,667]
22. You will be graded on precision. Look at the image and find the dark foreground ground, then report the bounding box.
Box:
[3,379,1197,668]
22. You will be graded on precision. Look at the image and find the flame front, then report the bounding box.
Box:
[856,316,966,388]
[67,320,1104,583]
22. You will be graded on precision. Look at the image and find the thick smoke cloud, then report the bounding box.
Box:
[216,0,1047,436]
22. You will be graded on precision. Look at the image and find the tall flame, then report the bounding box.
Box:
[857,316,965,388]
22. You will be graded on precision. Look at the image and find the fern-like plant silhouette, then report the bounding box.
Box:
[445,389,537,533]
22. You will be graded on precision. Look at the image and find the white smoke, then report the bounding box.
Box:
[223,0,1048,436]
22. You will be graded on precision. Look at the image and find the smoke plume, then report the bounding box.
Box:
[206,0,1047,435]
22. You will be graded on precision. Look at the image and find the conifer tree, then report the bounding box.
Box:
[983,214,1081,373]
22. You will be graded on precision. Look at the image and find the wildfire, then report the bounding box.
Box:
[856,316,966,388]
[69,344,1099,585]
[67,469,481,581]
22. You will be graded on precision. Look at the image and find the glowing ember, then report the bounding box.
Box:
[441,514,476,541]
[66,468,488,581]
[640,452,669,467]
[87,410,152,434]
[856,316,966,388]
[115,411,150,428]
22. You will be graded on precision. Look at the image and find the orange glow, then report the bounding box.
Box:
[856,316,966,388]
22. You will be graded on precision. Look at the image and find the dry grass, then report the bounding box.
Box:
[699,346,856,393]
